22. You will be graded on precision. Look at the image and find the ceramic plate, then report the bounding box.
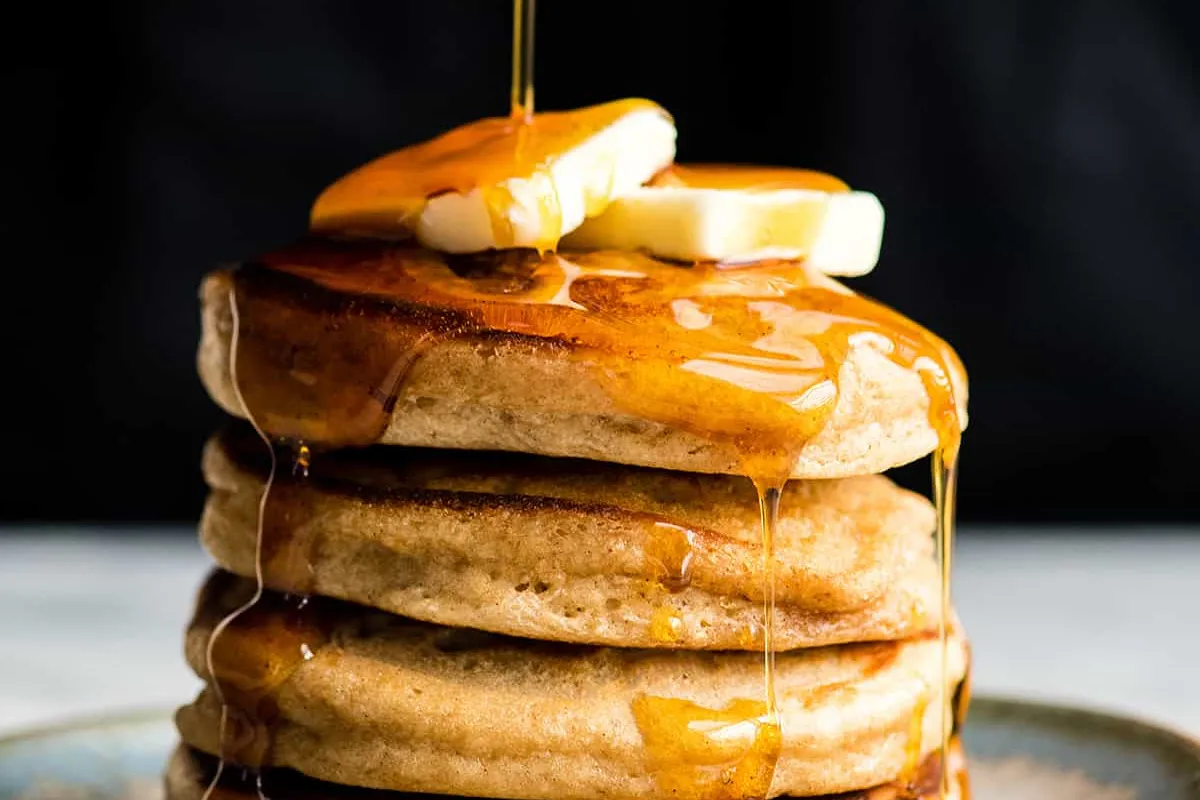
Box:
[1,697,1198,799]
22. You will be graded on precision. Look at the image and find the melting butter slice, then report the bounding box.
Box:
[310,99,676,253]
[562,164,885,275]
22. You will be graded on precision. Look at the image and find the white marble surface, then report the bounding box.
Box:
[1,527,1198,738]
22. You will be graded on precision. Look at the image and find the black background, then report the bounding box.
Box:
[4,1,1199,524]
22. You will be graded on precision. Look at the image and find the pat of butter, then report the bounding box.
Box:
[310,99,677,253]
[563,165,884,276]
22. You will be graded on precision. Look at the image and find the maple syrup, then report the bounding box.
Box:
[934,445,961,798]
[199,1,966,796]
[511,0,535,121]
[649,605,685,644]
[631,696,782,800]
[644,520,697,593]
[198,572,333,769]
[224,241,963,475]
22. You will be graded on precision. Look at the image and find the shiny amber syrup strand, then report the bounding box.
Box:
[511,0,534,121]
[934,442,960,799]
[199,573,331,768]
[200,290,340,800]
[917,307,964,800]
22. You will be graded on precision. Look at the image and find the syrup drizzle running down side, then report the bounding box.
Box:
[511,0,535,121]
[934,444,961,799]
[200,291,279,800]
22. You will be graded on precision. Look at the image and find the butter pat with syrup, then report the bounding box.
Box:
[310,99,676,253]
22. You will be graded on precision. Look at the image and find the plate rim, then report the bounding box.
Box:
[0,707,172,748]
[968,693,1200,757]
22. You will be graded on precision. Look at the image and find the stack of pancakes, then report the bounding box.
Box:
[167,238,970,799]
[167,93,968,800]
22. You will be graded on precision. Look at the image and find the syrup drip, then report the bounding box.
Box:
[902,687,931,790]
[645,521,697,593]
[201,575,331,769]
[933,444,960,799]
[510,0,535,121]
[200,295,334,800]
[634,479,786,797]
[631,696,782,800]
[649,606,684,644]
[201,291,276,800]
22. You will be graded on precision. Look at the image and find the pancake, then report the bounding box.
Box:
[178,572,969,800]
[197,240,968,480]
[165,741,968,800]
[201,422,941,650]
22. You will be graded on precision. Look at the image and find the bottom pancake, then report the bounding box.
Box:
[166,742,968,800]
[178,572,968,800]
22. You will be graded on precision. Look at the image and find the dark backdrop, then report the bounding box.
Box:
[5,1,1199,523]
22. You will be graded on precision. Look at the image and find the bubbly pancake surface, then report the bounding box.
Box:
[201,423,941,650]
[197,238,967,480]
[178,572,968,800]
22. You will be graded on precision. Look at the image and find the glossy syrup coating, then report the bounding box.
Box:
[227,238,964,482]
[309,98,669,248]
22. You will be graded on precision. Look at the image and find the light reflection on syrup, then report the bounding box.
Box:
[754,480,783,792]
[510,0,535,121]
[631,695,782,800]
[649,606,685,644]
[645,521,698,593]
[934,445,961,798]
[200,289,278,800]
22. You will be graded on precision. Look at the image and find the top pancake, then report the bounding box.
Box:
[197,239,967,479]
